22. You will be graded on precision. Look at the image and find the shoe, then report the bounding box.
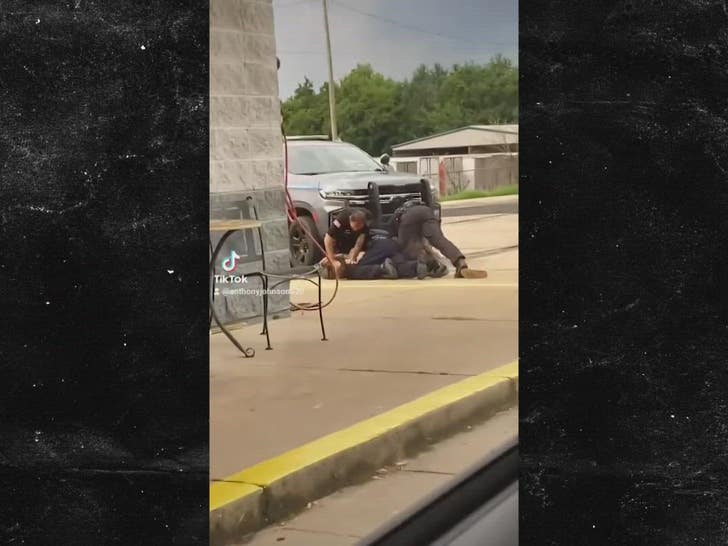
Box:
[416,260,428,280]
[430,262,449,278]
[381,258,398,279]
[455,265,488,279]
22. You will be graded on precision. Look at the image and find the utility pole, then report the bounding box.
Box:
[322,0,338,140]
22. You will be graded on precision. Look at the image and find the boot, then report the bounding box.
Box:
[429,262,449,278]
[381,258,398,279]
[454,258,487,279]
[416,260,429,280]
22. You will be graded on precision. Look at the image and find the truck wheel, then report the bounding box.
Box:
[289,215,322,266]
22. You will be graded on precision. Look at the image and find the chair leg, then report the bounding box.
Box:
[209,239,215,330]
[259,278,267,337]
[317,271,327,341]
[210,231,256,358]
[262,275,272,350]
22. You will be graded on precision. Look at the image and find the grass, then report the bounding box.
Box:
[440,184,519,202]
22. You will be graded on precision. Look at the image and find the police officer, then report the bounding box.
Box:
[324,206,450,280]
[322,234,428,280]
[393,202,487,279]
[323,208,369,268]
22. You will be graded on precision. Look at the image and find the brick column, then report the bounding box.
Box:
[210,0,290,324]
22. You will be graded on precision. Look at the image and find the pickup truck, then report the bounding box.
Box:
[286,136,441,265]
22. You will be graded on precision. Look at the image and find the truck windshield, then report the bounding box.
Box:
[288,143,383,175]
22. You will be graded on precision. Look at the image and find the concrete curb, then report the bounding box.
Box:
[209,361,518,545]
[440,194,519,208]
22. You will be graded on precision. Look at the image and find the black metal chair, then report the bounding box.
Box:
[247,195,327,349]
[209,198,266,331]
[257,264,328,349]
[210,196,327,355]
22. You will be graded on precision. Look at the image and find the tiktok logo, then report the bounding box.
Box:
[221,250,241,272]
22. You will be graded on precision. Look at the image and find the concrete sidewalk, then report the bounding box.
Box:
[246,408,518,546]
[440,193,518,208]
[210,212,518,480]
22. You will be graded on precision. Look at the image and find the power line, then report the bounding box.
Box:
[330,0,514,48]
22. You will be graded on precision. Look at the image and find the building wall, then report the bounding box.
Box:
[210,0,290,324]
[461,157,476,191]
[392,152,519,195]
[392,159,417,174]
[473,154,519,190]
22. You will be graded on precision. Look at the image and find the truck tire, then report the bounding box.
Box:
[289,215,322,266]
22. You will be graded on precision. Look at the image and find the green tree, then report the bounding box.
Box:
[436,57,518,129]
[281,57,518,153]
[397,63,450,140]
[281,77,328,136]
[336,64,403,155]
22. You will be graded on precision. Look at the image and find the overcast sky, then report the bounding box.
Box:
[272,0,518,99]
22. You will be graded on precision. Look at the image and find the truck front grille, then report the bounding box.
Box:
[378,183,422,195]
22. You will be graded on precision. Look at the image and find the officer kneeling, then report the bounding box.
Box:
[392,201,487,279]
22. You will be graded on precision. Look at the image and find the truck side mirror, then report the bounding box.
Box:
[379,154,390,166]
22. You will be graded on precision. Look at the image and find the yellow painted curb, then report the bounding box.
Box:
[210,361,518,513]
[209,481,261,513]
[492,360,518,380]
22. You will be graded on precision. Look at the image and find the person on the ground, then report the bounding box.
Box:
[320,237,424,280]
[321,254,416,281]
[320,233,446,280]
[357,230,448,279]
[393,202,487,279]
[358,238,424,279]
[321,207,447,280]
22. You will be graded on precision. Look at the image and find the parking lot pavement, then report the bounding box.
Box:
[210,212,518,480]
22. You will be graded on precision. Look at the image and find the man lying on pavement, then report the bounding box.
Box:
[320,238,448,280]
[320,253,424,280]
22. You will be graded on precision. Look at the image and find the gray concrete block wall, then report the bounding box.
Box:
[210,0,291,324]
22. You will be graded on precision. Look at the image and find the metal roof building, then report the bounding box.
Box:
[392,125,518,157]
[389,125,519,195]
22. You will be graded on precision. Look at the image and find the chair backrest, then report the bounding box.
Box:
[210,198,261,264]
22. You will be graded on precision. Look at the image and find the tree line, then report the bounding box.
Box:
[281,56,518,156]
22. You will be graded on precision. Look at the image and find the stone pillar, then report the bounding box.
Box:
[210,0,290,324]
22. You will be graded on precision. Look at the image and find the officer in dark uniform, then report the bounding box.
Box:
[392,201,487,279]
[323,208,370,269]
[323,206,450,280]
[322,233,430,280]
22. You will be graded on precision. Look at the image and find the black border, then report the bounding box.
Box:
[0,2,209,543]
[520,1,728,543]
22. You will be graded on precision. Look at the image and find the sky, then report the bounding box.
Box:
[272,0,518,99]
